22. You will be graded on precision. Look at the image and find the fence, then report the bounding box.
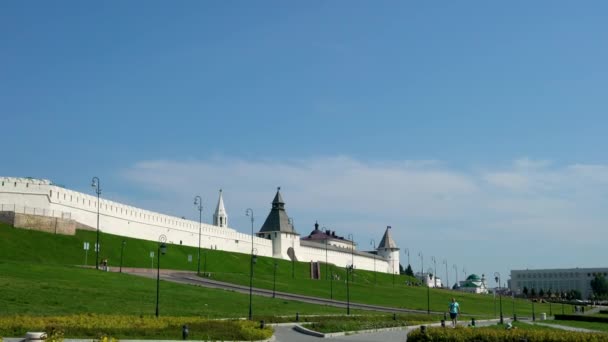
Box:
[0,204,72,219]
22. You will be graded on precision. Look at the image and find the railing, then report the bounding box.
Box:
[0,204,72,219]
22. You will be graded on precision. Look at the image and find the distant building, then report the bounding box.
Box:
[453,274,489,294]
[510,268,608,299]
[415,272,443,288]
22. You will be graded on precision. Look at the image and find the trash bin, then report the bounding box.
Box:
[540,312,546,321]
[25,332,47,342]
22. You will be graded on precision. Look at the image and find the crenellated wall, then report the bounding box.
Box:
[0,177,397,273]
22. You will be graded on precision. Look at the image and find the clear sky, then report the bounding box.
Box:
[2,1,607,287]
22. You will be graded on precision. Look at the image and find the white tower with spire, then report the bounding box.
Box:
[377,226,400,274]
[213,189,228,228]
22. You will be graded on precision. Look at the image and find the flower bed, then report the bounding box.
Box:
[0,314,272,341]
[408,326,607,341]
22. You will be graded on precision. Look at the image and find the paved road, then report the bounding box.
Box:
[121,267,446,316]
[273,325,408,342]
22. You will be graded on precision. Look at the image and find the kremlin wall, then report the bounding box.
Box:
[0,177,399,275]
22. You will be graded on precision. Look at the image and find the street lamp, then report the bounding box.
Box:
[273,261,278,298]
[347,233,354,282]
[427,267,433,315]
[323,226,329,280]
[119,240,126,273]
[155,235,167,317]
[418,252,424,284]
[245,208,254,320]
[91,177,101,270]
[453,264,458,288]
[443,259,448,289]
[194,196,203,275]
[289,217,295,279]
[346,264,353,315]
[431,256,437,288]
[370,239,376,285]
[330,270,333,300]
[494,272,503,324]
[404,248,410,273]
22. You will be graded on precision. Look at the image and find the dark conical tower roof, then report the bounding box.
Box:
[259,187,297,234]
[378,225,399,249]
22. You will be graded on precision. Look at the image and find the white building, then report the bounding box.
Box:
[510,268,608,300]
[454,274,489,294]
[0,177,399,275]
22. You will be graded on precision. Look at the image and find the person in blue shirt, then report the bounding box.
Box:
[449,298,460,327]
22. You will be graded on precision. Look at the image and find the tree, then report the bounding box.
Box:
[539,289,545,298]
[399,263,405,274]
[590,274,608,298]
[547,288,553,298]
[405,264,414,277]
[530,288,536,298]
[523,286,529,297]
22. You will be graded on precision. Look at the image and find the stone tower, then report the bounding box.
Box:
[377,226,400,274]
[257,187,300,259]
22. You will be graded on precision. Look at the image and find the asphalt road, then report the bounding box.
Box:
[122,267,442,315]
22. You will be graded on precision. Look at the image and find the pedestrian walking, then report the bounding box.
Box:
[449,297,460,328]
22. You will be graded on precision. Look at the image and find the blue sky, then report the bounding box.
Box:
[2,1,607,286]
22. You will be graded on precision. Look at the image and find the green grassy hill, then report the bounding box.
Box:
[0,223,570,318]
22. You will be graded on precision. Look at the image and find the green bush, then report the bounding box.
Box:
[408,326,607,341]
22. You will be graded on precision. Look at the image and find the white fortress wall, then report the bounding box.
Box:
[0,178,273,257]
[296,241,391,273]
[1,178,396,273]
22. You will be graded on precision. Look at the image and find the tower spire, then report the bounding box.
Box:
[213,189,228,228]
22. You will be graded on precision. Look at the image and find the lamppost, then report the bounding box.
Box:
[194,196,203,275]
[462,266,467,280]
[494,272,503,324]
[443,259,448,289]
[245,208,254,320]
[347,233,354,282]
[91,177,101,270]
[155,235,167,317]
[330,270,333,300]
[289,217,295,279]
[404,248,410,268]
[370,239,376,285]
[346,264,353,315]
[453,264,458,288]
[119,240,126,273]
[273,261,278,298]
[427,267,433,315]
[418,252,424,284]
[431,256,437,288]
[323,226,329,280]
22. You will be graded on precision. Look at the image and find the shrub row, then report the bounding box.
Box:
[408,326,607,342]
[554,314,608,323]
[0,314,272,341]
[599,310,608,315]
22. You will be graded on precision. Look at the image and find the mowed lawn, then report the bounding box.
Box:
[0,223,572,318]
[0,260,357,318]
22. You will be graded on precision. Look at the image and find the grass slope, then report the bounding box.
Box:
[0,260,354,317]
[0,223,571,318]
